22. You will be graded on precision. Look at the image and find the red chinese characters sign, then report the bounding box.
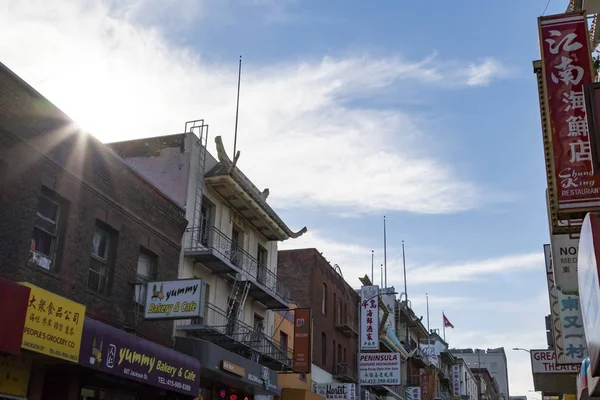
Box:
[539,12,599,211]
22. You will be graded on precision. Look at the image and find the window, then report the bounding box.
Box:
[199,197,213,246]
[254,314,264,332]
[30,192,60,270]
[257,245,268,283]
[343,348,347,363]
[321,332,327,365]
[135,250,157,306]
[92,226,110,261]
[333,293,337,322]
[280,332,289,353]
[230,225,243,266]
[88,224,112,293]
[322,283,327,315]
[337,343,342,364]
[333,340,336,368]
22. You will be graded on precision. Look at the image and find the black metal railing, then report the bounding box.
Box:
[186,302,293,368]
[185,224,291,303]
[335,314,357,331]
[334,363,357,381]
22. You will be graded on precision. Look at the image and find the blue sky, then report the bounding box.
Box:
[1,0,569,397]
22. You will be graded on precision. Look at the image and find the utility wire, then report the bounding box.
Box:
[542,0,551,16]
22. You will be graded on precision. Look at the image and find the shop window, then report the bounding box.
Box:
[29,189,61,271]
[88,223,115,294]
[135,249,157,306]
[80,387,137,400]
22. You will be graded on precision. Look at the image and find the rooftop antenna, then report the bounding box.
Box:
[371,250,374,283]
[230,56,242,171]
[383,216,387,288]
[380,265,383,288]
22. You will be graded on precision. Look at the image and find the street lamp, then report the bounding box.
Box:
[512,348,531,353]
[357,290,398,400]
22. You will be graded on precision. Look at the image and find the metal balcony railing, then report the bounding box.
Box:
[178,302,293,369]
[185,223,291,303]
[335,314,358,337]
[333,363,357,382]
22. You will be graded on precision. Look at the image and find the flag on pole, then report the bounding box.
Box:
[443,313,454,329]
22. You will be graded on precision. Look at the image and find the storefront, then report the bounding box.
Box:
[175,337,281,400]
[76,317,201,400]
[0,277,32,400]
[0,281,202,400]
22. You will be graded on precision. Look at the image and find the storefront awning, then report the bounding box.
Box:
[175,337,282,397]
[78,317,201,397]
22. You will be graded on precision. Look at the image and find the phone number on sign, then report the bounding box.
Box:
[157,376,192,392]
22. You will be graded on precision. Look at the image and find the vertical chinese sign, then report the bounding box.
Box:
[549,230,587,364]
[360,285,379,351]
[452,364,461,397]
[539,12,599,212]
[556,290,587,364]
[293,308,312,373]
[20,283,86,363]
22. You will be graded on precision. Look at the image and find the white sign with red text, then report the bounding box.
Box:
[360,285,379,350]
[531,349,581,374]
[359,352,400,385]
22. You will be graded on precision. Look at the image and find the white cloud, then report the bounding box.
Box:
[407,252,544,284]
[466,58,511,87]
[280,232,544,288]
[1,0,511,215]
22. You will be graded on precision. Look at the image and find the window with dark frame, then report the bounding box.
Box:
[135,249,157,306]
[88,224,112,293]
[280,331,288,353]
[257,244,268,283]
[333,339,336,370]
[199,196,213,247]
[29,191,61,271]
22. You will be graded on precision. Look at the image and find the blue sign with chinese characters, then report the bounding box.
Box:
[557,288,588,364]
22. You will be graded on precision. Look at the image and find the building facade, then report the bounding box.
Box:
[450,348,509,400]
[454,359,478,400]
[109,130,307,400]
[0,63,200,399]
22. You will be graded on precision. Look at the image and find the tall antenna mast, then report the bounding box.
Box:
[371,250,374,283]
[402,240,408,304]
[426,293,430,334]
[380,264,383,288]
[233,56,242,157]
[383,216,387,288]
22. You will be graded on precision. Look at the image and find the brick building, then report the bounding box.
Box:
[0,63,201,399]
[277,248,359,384]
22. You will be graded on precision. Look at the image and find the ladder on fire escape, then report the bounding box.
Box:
[227,274,251,320]
[185,119,209,242]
